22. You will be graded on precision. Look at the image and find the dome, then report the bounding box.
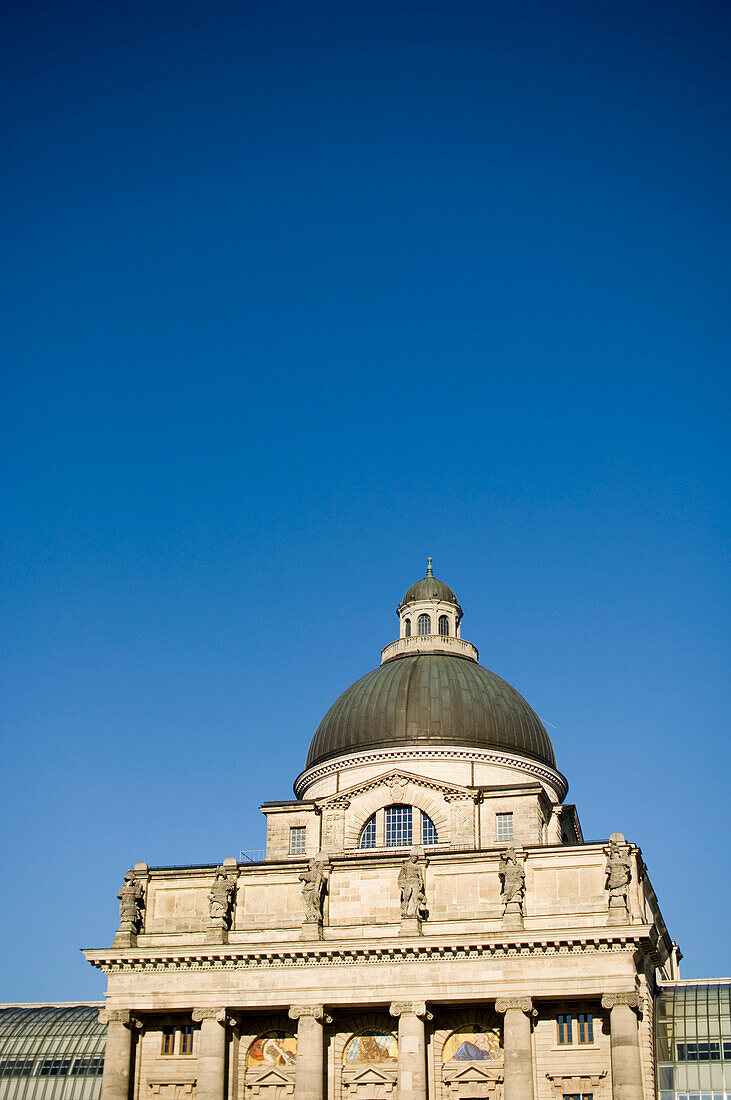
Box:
[305,653,556,771]
[400,557,460,608]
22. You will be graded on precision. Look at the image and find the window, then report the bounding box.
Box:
[438,615,449,636]
[359,815,377,848]
[404,618,411,637]
[70,1057,105,1076]
[677,1043,721,1061]
[563,1095,593,1100]
[39,1059,71,1076]
[385,805,412,846]
[180,1025,194,1055]
[578,1013,594,1044]
[496,812,514,842]
[0,1059,35,1077]
[162,1026,175,1055]
[417,613,431,635]
[422,812,439,845]
[557,1014,573,1044]
[289,826,306,855]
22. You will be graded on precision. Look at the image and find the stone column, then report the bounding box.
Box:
[495,998,536,1100]
[289,1005,328,1100]
[601,993,644,1100]
[390,1001,431,1100]
[98,1010,134,1100]
[192,1008,228,1100]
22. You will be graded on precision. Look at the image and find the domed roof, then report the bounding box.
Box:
[305,653,556,771]
[400,558,460,608]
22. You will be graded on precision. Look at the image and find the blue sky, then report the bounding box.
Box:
[1,0,728,1000]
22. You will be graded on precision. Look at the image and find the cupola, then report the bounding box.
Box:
[383,558,476,663]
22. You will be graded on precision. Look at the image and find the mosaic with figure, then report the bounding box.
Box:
[344,1030,398,1063]
[442,1025,502,1062]
[246,1031,297,1067]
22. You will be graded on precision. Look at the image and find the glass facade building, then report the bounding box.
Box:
[657,982,731,1100]
[0,1006,105,1100]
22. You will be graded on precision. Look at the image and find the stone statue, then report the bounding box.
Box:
[398,851,428,919]
[499,847,525,907]
[299,858,327,923]
[208,865,237,928]
[117,869,144,933]
[606,832,632,921]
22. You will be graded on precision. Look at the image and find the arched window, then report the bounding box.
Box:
[417,613,431,636]
[438,615,449,636]
[404,618,411,637]
[359,814,376,849]
[422,812,439,845]
[385,805,412,846]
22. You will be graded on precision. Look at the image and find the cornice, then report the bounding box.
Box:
[295,745,568,802]
[84,926,656,975]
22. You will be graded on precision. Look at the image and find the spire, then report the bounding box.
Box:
[426,556,433,577]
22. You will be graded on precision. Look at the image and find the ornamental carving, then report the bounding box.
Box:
[498,848,525,916]
[494,998,535,1016]
[288,1005,329,1021]
[191,1007,227,1024]
[398,852,428,919]
[117,870,145,933]
[208,865,237,929]
[389,1001,431,1019]
[299,858,328,923]
[601,992,642,1013]
[605,832,632,923]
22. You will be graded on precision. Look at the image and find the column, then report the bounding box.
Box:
[601,993,644,1100]
[389,1001,430,1100]
[98,1010,133,1100]
[192,1008,228,1100]
[289,1005,327,1100]
[495,998,536,1100]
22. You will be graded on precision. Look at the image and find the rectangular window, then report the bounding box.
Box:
[289,826,306,855]
[563,1095,593,1100]
[180,1025,194,1055]
[557,1014,573,1044]
[39,1059,71,1076]
[161,1026,175,1055]
[0,1059,35,1077]
[678,1043,721,1062]
[578,1013,594,1044]
[496,812,514,841]
[70,1057,105,1076]
[724,1041,731,1059]
[385,805,413,847]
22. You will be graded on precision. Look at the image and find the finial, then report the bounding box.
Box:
[426,556,433,577]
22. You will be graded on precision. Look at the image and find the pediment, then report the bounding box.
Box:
[444,1062,504,1083]
[343,1064,398,1084]
[319,768,475,809]
[246,1066,296,1085]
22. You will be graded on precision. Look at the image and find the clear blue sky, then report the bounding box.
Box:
[1,0,728,1001]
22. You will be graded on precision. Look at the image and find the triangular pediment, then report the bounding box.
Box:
[344,1064,397,1084]
[319,768,474,809]
[444,1062,504,1083]
[247,1066,296,1085]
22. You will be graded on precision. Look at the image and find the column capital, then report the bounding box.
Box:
[389,1001,432,1020]
[98,1008,132,1027]
[601,992,642,1013]
[192,1007,227,1025]
[495,997,537,1017]
[288,1005,331,1023]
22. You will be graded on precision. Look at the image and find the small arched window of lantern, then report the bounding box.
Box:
[438,615,449,636]
[404,618,411,637]
[417,613,431,636]
[359,814,377,849]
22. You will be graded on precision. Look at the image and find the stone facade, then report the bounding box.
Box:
[85,568,679,1099]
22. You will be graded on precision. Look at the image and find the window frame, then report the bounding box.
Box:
[417,613,432,636]
[577,1013,594,1044]
[161,1026,176,1056]
[289,825,307,855]
[557,1014,573,1045]
[496,811,514,842]
[438,614,450,636]
[385,804,413,847]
